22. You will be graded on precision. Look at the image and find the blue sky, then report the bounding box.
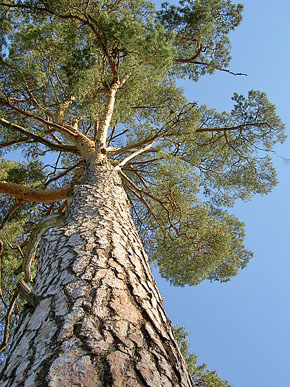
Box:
[154,1,290,386]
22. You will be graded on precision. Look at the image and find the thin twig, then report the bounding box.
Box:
[43,160,83,188]
[0,201,23,232]
[0,290,18,353]
[0,137,31,148]
[196,122,266,133]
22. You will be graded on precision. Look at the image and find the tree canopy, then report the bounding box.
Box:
[0,0,286,353]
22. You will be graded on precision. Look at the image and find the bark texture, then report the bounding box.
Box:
[0,181,70,202]
[0,163,194,387]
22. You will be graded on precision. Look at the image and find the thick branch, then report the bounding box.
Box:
[21,214,64,282]
[16,281,39,308]
[109,113,183,158]
[116,141,156,169]
[0,118,79,154]
[175,43,203,63]
[0,181,71,202]
[0,98,74,135]
[94,84,119,160]
[94,75,130,160]
[0,101,95,158]
[109,135,162,157]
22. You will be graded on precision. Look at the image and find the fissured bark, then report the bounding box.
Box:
[0,162,194,386]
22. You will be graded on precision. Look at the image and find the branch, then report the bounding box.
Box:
[0,240,7,308]
[48,131,63,145]
[211,67,247,77]
[130,157,161,166]
[0,98,72,134]
[0,137,31,148]
[93,75,130,160]
[0,181,71,202]
[0,2,49,13]
[116,141,156,169]
[175,59,247,76]
[0,201,23,232]
[43,161,84,189]
[50,96,75,124]
[223,130,252,166]
[107,125,117,147]
[119,171,166,208]
[127,164,148,188]
[110,136,160,157]
[94,83,119,159]
[0,56,46,113]
[85,14,119,79]
[0,100,95,158]
[0,1,121,82]
[0,291,18,353]
[175,43,203,63]
[0,117,79,154]
[196,122,267,133]
[20,214,64,282]
[109,113,184,158]
[124,182,161,226]
[121,174,169,231]
[16,281,39,308]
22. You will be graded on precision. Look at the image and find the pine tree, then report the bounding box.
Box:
[0,0,285,385]
[173,325,231,386]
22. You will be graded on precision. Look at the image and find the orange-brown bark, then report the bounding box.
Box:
[0,181,71,202]
[0,164,194,386]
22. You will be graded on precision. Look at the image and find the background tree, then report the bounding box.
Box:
[0,0,285,385]
[173,325,231,386]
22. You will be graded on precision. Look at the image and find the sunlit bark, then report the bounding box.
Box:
[0,164,194,386]
[0,181,70,203]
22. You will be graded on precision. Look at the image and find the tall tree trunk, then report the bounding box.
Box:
[0,163,194,387]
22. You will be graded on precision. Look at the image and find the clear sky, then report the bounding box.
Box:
[154,1,290,386]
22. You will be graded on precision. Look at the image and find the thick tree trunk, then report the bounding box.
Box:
[0,163,194,386]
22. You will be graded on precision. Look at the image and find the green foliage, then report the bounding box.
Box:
[157,0,244,80]
[152,204,252,286]
[131,158,252,286]
[0,0,176,126]
[191,90,285,206]
[0,158,46,272]
[0,0,286,325]
[173,325,231,386]
[0,158,45,186]
[0,158,47,353]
